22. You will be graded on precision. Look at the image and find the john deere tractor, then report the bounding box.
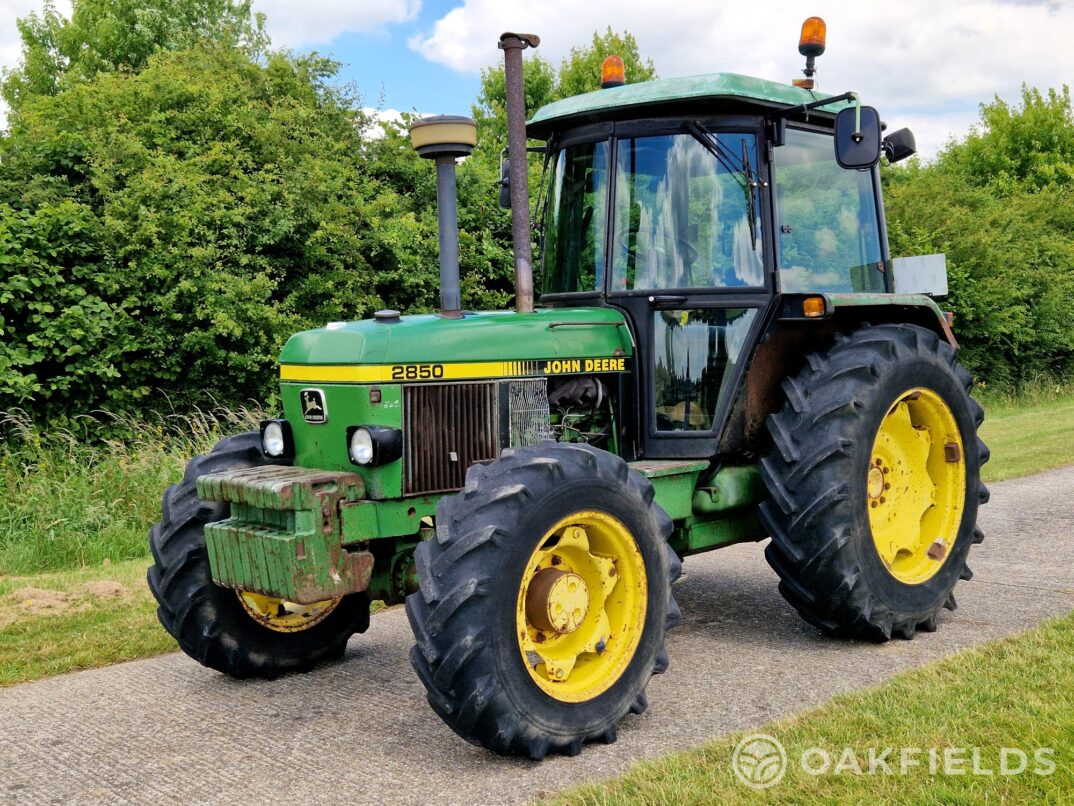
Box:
[148,20,988,759]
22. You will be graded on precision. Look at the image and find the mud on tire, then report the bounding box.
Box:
[406,442,681,759]
[147,432,370,678]
[759,324,989,642]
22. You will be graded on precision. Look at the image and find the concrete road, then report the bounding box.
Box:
[3,466,1073,805]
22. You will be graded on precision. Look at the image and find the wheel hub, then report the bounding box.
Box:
[525,568,590,635]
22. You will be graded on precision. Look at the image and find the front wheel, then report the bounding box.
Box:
[759,324,989,641]
[147,432,371,678]
[406,442,681,759]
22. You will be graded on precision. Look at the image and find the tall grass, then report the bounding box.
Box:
[973,375,1074,417]
[0,407,264,575]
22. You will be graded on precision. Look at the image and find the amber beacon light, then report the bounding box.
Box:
[601,55,625,88]
[798,16,827,57]
[793,16,827,89]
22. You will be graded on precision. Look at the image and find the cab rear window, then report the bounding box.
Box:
[774,127,885,293]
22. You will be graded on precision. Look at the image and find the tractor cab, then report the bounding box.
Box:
[526,69,908,459]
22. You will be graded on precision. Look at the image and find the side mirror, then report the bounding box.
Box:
[882,128,917,163]
[499,156,511,208]
[834,105,881,169]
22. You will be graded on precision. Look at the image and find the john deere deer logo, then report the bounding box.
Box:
[300,389,327,424]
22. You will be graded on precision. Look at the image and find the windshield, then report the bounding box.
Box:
[540,131,764,295]
[611,131,763,291]
[540,141,610,295]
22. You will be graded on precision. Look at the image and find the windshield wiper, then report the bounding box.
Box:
[686,122,763,249]
[532,134,557,240]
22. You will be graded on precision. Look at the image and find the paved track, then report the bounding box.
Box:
[3,466,1073,805]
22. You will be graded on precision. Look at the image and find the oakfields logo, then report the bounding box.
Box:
[732,734,787,789]
[732,736,1055,789]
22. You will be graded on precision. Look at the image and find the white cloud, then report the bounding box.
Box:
[253,0,419,49]
[361,106,406,138]
[408,0,1074,157]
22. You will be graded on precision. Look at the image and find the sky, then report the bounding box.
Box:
[1,0,1074,156]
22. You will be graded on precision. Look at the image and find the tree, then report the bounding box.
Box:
[554,29,656,101]
[472,28,657,146]
[943,86,1074,193]
[883,86,1074,386]
[0,47,382,420]
[0,42,519,423]
[0,18,660,424]
[1,0,267,111]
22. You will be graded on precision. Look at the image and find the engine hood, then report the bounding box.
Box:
[278,307,633,384]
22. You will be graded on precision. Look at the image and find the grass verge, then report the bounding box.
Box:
[552,612,1074,805]
[0,558,175,686]
[977,384,1074,482]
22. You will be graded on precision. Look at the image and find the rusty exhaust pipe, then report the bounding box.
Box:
[498,32,540,314]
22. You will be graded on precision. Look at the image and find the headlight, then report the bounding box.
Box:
[349,428,375,465]
[346,425,403,467]
[260,419,293,458]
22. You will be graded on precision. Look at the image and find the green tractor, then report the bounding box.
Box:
[148,21,988,759]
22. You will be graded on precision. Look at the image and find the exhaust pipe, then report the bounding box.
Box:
[410,116,477,319]
[498,32,540,314]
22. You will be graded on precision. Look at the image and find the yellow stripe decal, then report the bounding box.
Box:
[280,357,629,384]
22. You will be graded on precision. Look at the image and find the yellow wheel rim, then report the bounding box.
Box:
[516,510,647,703]
[237,591,341,633]
[868,387,966,585]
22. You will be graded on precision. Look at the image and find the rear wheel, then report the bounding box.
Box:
[406,442,681,759]
[759,324,989,641]
[147,432,370,678]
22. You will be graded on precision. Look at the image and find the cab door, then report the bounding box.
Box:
[605,122,774,459]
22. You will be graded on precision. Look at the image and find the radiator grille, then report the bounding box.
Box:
[403,382,499,495]
[507,378,551,447]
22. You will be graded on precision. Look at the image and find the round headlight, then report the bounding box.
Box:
[349,428,375,465]
[263,421,286,457]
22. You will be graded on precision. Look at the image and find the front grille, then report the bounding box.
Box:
[403,382,500,495]
[507,378,551,447]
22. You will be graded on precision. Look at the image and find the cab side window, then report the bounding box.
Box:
[652,308,757,432]
[611,132,763,291]
[774,127,885,293]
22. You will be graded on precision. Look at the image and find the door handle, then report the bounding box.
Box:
[647,295,688,305]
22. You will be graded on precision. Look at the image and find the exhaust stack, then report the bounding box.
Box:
[410,115,478,319]
[498,32,540,314]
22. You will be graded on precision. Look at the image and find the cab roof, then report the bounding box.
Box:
[527,71,854,139]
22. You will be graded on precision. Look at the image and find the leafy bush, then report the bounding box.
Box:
[885,87,1074,386]
[0,44,521,423]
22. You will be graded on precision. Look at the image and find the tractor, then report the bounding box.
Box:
[148,19,988,760]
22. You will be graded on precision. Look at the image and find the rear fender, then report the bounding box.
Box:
[720,293,955,454]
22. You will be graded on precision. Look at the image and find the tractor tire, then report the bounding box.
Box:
[406,442,680,759]
[147,432,370,678]
[759,324,989,642]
